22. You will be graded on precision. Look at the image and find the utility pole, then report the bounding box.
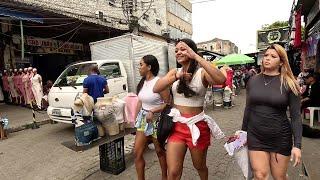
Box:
[122,0,139,34]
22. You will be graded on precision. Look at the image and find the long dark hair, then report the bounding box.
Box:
[136,55,160,94]
[176,38,199,98]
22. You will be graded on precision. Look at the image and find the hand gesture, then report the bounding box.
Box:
[176,70,192,82]
[178,41,198,60]
[291,147,301,167]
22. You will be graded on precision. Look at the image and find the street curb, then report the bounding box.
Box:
[7,119,52,133]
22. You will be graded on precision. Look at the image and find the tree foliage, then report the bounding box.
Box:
[261,21,289,30]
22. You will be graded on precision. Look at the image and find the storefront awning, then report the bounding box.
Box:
[0,6,43,23]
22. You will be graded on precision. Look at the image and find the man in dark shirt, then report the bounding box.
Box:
[301,72,320,111]
[83,65,109,103]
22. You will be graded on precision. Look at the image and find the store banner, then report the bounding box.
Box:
[26,36,83,51]
[257,27,290,50]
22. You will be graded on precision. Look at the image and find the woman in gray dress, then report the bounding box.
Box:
[242,44,302,180]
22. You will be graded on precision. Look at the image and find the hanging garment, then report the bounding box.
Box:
[28,73,34,101]
[31,74,43,108]
[22,74,32,105]
[124,93,139,126]
[7,75,18,98]
[1,75,9,92]
[13,75,21,97]
[17,74,25,101]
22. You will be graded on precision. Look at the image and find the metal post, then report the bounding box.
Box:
[20,20,24,60]
[30,103,39,129]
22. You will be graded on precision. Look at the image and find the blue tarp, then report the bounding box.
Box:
[0,6,43,23]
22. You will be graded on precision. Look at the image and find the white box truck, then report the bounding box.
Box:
[47,34,175,123]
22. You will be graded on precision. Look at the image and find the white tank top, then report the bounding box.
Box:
[138,76,163,110]
[172,68,207,107]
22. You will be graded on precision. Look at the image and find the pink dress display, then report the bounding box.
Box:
[18,74,26,102]
[22,74,33,105]
[13,74,21,97]
[31,74,43,108]
[1,75,9,92]
[7,75,18,98]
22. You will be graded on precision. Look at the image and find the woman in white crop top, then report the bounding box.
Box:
[134,55,170,180]
[154,39,226,180]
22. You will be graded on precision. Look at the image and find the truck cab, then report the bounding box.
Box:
[47,60,128,124]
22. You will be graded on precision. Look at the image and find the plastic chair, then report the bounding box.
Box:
[306,107,320,127]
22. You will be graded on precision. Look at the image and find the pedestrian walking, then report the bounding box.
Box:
[31,68,43,109]
[134,55,170,180]
[153,39,226,180]
[83,65,109,103]
[242,44,302,180]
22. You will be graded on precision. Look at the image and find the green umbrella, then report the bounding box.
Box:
[214,54,255,66]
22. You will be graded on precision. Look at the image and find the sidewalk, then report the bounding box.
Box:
[302,137,320,179]
[0,104,50,133]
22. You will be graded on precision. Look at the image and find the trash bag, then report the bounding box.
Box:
[157,104,174,150]
[234,146,253,180]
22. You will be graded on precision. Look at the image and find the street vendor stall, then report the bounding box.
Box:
[61,94,137,175]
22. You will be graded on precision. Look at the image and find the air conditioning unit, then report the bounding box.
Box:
[95,11,103,20]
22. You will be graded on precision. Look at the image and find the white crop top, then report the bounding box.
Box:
[172,68,207,107]
[138,76,163,110]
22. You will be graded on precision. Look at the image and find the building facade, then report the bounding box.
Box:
[137,0,192,40]
[196,38,239,55]
[0,0,193,81]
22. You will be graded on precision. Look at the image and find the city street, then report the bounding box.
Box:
[0,90,310,180]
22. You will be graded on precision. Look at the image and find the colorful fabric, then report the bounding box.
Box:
[135,109,158,138]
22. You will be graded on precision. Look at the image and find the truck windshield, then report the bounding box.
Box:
[54,63,96,87]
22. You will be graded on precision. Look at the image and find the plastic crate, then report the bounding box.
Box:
[99,137,126,175]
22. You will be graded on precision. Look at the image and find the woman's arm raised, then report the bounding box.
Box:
[153,69,177,93]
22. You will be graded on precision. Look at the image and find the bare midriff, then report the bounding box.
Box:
[174,104,203,115]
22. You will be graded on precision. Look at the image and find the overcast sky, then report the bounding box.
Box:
[191,0,293,54]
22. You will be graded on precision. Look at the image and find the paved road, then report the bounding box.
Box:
[0,90,308,180]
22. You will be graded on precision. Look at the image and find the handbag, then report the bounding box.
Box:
[157,104,174,150]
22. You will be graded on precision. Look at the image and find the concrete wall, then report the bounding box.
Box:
[13,0,129,30]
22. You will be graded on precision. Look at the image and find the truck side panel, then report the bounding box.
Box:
[90,35,136,92]
[131,36,169,92]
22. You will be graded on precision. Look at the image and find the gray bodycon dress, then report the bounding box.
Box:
[242,74,302,156]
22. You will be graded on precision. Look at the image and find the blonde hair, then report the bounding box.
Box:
[261,44,300,96]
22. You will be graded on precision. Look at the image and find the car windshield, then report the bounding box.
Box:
[54,63,96,87]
